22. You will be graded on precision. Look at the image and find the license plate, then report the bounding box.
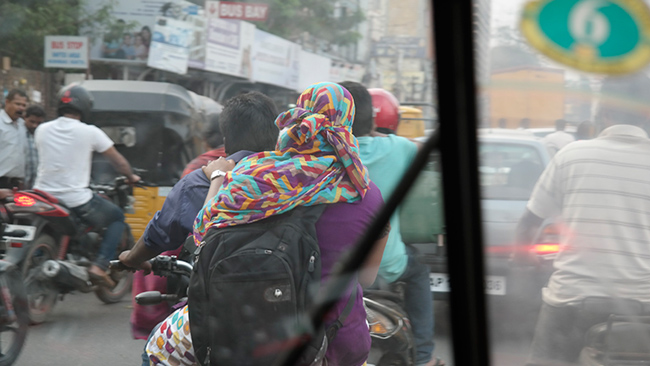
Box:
[2,224,36,241]
[429,273,507,296]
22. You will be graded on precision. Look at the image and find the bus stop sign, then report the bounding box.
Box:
[521,0,650,74]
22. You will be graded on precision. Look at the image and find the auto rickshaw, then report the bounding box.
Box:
[396,103,437,138]
[78,80,222,240]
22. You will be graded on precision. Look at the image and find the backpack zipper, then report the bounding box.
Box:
[194,241,206,266]
[308,252,317,272]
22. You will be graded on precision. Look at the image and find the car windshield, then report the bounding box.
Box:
[479,142,545,200]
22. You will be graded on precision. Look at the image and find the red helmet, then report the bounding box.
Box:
[368,89,400,132]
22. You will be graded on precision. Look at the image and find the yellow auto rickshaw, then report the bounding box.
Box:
[396,103,437,138]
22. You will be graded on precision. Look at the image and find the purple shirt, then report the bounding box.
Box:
[316,181,383,366]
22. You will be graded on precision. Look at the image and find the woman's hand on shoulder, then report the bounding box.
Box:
[202,157,236,180]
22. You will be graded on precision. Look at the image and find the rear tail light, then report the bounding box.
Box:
[8,193,56,213]
[532,224,561,255]
[9,242,23,248]
[14,194,36,207]
[532,244,560,255]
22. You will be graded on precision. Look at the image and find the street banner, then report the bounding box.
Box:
[251,29,301,90]
[147,17,193,74]
[298,50,331,91]
[204,19,255,79]
[215,1,269,21]
[44,36,89,69]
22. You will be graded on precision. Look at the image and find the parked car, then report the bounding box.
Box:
[401,129,557,335]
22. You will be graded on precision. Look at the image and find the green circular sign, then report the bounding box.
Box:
[521,0,650,74]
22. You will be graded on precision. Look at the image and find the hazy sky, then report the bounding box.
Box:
[491,0,526,31]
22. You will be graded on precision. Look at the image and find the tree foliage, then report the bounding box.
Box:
[0,0,127,70]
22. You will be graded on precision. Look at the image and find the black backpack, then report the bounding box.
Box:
[188,205,356,366]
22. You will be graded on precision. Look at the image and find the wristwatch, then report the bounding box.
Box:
[210,170,227,181]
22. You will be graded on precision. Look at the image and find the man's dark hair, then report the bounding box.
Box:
[25,105,46,119]
[6,89,28,102]
[597,74,650,130]
[204,114,224,149]
[339,81,373,137]
[555,119,566,131]
[220,91,279,155]
[576,120,595,140]
[57,106,82,118]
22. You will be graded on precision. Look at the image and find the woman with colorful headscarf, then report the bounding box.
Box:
[145,82,387,366]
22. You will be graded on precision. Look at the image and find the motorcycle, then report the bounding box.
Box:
[2,177,138,324]
[364,281,417,366]
[111,251,417,366]
[577,297,650,366]
[0,191,32,365]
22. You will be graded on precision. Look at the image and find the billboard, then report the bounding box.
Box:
[44,36,89,69]
[298,51,331,91]
[204,19,255,79]
[85,0,170,63]
[147,17,193,74]
[251,29,301,91]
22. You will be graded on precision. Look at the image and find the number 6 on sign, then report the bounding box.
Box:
[521,0,650,74]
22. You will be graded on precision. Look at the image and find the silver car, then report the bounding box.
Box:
[401,129,555,334]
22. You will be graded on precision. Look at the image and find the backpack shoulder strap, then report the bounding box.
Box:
[325,284,358,341]
[290,204,328,223]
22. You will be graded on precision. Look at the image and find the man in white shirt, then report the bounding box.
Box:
[541,119,575,156]
[34,85,139,286]
[0,89,28,189]
[516,75,650,365]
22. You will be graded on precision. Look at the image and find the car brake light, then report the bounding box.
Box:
[532,244,560,255]
[14,194,36,207]
[9,242,23,248]
[532,224,561,255]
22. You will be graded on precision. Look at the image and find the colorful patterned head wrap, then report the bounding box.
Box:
[193,82,370,243]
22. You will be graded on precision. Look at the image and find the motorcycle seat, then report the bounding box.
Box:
[29,189,59,205]
[584,317,650,356]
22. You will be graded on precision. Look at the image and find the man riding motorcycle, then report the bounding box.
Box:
[33,84,140,287]
[515,74,650,365]
[116,91,280,366]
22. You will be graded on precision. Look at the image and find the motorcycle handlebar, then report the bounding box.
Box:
[109,256,193,277]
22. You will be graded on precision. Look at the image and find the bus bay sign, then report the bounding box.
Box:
[207,1,269,21]
[521,0,650,74]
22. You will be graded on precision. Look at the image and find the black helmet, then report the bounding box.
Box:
[57,84,94,121]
